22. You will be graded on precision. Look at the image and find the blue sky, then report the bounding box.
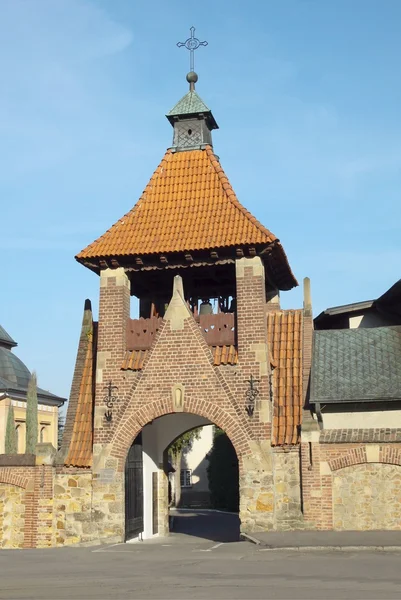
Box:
[1,0,400,400]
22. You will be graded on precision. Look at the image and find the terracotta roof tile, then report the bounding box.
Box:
[121,345,238,371]
[268,309,303,446]
[64,319,95,468]
[76,146,278,260]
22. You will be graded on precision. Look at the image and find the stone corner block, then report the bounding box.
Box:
[235,256,264,279]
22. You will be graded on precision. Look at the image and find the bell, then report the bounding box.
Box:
[199,300,213,315]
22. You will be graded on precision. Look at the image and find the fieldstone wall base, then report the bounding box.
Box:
[0,484,25,549]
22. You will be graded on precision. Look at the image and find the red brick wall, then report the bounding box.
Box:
[235,258,272,441]
[93,263,273,468]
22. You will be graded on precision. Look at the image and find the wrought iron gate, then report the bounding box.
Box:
[125,433,143,540]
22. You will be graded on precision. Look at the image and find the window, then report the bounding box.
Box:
[39,426,46,443]
[15,425,20,452]
[180,469,192,488]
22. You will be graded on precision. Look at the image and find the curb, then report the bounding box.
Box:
[258,545,401,552]
[240,533,401,552]
[240,532,261,545]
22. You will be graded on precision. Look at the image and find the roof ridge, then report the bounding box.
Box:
[204,146,277,244]
[76,150,174,259]
[0,324,17,348]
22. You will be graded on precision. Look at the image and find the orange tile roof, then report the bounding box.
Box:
[212,345,238,366]
[267,310,303,446]
[77,146,279,259]
[64,321,95,468]
[121,345,238,371]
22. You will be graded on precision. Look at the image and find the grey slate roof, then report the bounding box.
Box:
[0,347,66,406]
[166,89,218,130]
[167,90,211,117]
[310,325,401,403]
[0,325,17,349]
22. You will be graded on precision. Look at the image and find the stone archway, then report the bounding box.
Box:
[123,411,241,540]
[109,399,251,473]
[92,398,276,543]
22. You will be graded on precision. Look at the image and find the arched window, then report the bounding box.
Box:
[15,424,20,453]
[40,426,46,444]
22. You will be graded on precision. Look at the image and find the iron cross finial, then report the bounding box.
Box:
[177,26,208,73]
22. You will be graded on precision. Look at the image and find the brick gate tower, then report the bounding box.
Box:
[60,57,306,543]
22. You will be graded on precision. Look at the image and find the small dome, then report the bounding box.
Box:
[0,347,31,389]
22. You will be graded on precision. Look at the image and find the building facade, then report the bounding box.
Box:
[0,70,400,548]
[0,325,65,453]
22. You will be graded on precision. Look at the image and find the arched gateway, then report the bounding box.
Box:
[58,63,305,546]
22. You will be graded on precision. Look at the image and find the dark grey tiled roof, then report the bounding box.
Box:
[167,90,210,117]
[0,325,17,348]
[311,326,401,403]
[0,347,30,388]
[0,347,66,405]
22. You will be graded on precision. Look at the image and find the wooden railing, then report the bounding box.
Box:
[126,313,235,351]
[196,313,235,347]
[127,317,163,351]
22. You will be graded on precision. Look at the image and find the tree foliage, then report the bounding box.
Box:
[207,428,239,512]
[168,427,201,507]
[25,372,38,454]
[169,427,201,456]
[58,412,65,450]
[5,404,17,454]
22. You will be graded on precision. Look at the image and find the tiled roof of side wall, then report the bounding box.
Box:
[268,309,303,446]
[62,304,95,468]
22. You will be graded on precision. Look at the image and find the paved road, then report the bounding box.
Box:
[170,508,240,542]
[1,511,401,599]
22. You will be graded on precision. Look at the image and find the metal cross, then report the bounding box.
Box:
[177,26,208,73]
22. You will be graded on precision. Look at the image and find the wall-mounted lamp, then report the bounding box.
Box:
[245,374,259,417]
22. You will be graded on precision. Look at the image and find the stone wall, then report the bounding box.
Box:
[273,448,304,530]
[0,484,25,548]
[53,472,94,546]
[301,438,401,530]
[333,463,401,530]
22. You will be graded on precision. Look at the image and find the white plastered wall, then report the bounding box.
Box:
[322,408,401,429]
[181,425,214,491]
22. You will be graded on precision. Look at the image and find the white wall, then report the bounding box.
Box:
[181,425,214,491]
[322,408,401,430]
[349,313,396,328]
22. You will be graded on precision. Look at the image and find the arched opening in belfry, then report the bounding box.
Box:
[124,413,240,543]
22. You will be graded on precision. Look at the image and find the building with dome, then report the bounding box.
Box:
[0,325,66,454]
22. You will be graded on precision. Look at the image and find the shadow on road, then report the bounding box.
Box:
[170,509,240,543]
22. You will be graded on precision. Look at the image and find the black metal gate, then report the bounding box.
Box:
[125,433,143,541]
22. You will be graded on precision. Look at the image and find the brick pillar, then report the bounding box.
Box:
[266,288,281,313]
[236,256,271,427]
[300,276,321,527]
[94,268,130,447]
[236,257,276,532]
